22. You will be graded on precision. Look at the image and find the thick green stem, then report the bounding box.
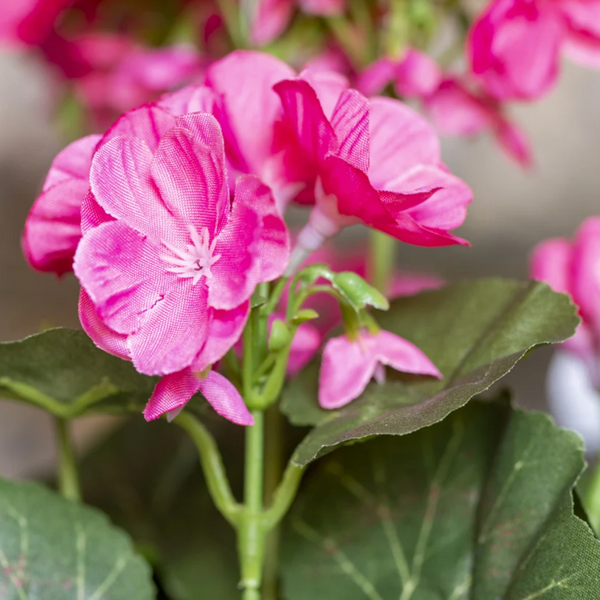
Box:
[239,410,265,599]
[55,418,81,502]
[586,459,600,534]
[174,412,241,526]
[369,230,395,293]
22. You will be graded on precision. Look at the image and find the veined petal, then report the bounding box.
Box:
[144,369,202,421]
[43,134,101,191]
[199,371,254,426]
[80,190,113,235]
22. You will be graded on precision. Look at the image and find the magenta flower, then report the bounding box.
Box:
[319,330,441,409]
[74,111,289,423]
[22,134,100,275]
[468,0,600,101]
[530,217,600,385]
[274,76,472,256]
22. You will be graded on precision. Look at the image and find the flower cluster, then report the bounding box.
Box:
[23,50,466,423]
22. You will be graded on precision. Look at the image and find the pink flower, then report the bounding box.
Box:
[74,111,289,423]
[22,134,100,275]
[319,329,441,408]
[468,0,600,101]
[530,217,600,385]
[274,76,472,260]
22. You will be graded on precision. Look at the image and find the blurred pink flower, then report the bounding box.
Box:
[468,0,600,101]
[319,329,441,408]
[22,134,100,275]
[74,111,289,423]
[530,217,600,385]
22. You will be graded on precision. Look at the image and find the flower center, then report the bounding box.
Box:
[161,225,221,285]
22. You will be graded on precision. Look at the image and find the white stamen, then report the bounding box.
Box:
[161,225,221,284]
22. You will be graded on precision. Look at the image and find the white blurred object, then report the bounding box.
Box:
[547,349,600,455]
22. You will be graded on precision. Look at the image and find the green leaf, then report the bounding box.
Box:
[331,272,389,311]
[281,279,579,466]
[0,328,157,418]
[281,399,600,600]
[0,478,154,599]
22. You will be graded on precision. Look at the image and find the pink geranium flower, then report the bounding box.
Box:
[74,111,289,424]
[468,0,600,101]
[531,217,600,385]
[319,329,441,408]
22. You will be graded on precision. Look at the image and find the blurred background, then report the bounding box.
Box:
[1,49,600,479]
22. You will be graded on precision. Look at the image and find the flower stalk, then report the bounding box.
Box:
[585,459,600,534]
[55,417,81,502]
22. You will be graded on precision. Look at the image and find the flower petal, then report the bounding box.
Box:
[287,321,321,376]
[78,290,130,360]
[74,220,174,335]
[158,84,216,115]
[251,0,294,46]
[530,237,573,296]
[319,334,378,409]
[234,175,290,282]
[43,134,101,191]
[80,190,113,235]
[199,371,254,426]
[128,281,210,375]
[572,217,600,332]
[144,369,202,421]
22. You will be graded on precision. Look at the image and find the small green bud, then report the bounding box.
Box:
[269,319,291,352]
[332,272,390,311]
[291,309,319,324]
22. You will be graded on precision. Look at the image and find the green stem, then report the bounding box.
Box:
[368,230,395,293]
[239,410,265,599]
[262,461,305,531]
[55,418,81,502]
[174,412,241,526]
[586,459,600,534]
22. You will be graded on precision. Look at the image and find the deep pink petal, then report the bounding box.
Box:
[370,330,442,378]
[144,368,202,421]
[572,217,600,331]
[198,371,254,425]
[90,135,185,246]
[559,0,600,68]
[530,237,573,296]
[74,220,174,335]
[234,175,290,282]
[206,51,294,175]
[128,281,210,375]
[330,89,370,172]
[192,302,250,372]
[210,202,262,310]
[43,134,101,191]
[251,0,294,45]
[101,104,176,153]
[368,97,440,189]
[78,290,130,360]
[319,334,378,409]
[384,164,472,231]
[151,115,228,237]
[22,179,86,275]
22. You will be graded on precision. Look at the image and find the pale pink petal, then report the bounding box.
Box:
[368,97,440,189]
[90,135,185,246]
[22,179,86,275]
[43,134,101,191]
[385,164,472,232]
[144,369,202,421]
[192,302,250,372]
[80,190,113,235]
[389,272,444,298]
[206,51,294,175]
[73,221,174,335]
[158,84,216,115]
[530,238,573,296]
[233,175,290,282]
[559,0,600,68]
[299,0,344,15]
[356,57,397,97]
[572,217,600,331]
[370,330,442,378]
[319,334,378,409]
[287,321,321,376]
[210,203,262,310]
[151,116,228,238]
[298,69,348,119]
[78,290,130,360]
[128,282,210,375]
[330,89,370,172]
[198,371,254,425]
[494,119,533,167]
[101,104,176,152]
[395,49,442,98]
[251,0,295,45]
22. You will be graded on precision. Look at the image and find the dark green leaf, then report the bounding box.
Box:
[282,279,579,466]
[0,328,157,418]
[0,478,155,599]
[281,399,600,600]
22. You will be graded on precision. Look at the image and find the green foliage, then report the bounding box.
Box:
[0,478,154,599]
[0,328,157,418]
[282,279,579,466]
[281,399,600,600]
